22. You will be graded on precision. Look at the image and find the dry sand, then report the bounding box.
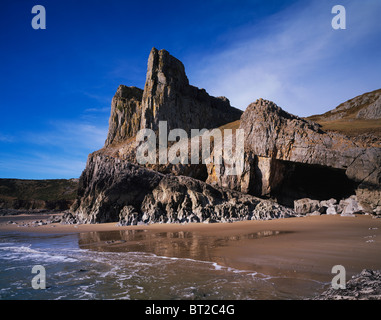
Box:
[1,213,381,285]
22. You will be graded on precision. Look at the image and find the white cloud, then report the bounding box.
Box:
[0,151,86,179]
[25,120,108,153]
[188,0,381,117]
[0,120,108,179]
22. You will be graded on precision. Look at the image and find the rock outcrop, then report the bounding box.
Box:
[105,85,143,147]
[67,154,294,224]
[206,99,381,213]
[312,269,381,300]
[140,48,242,134]
[67,48,294,225]
[105,48,242,147]
[67,48,380,225]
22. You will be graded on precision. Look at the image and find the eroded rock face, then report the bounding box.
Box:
[240,99,362,169]
[67,154,295,225]
[68,47,380,225]
[105,85,143,147]
[69,155,163,224]
[101,47,243,185]
[140,48,242,134]
[206,99,381,213]
[105,48,242,148]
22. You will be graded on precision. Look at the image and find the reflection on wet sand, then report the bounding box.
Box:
[78,229,291,267]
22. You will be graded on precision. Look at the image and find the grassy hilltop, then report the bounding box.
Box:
[0,178,79,212]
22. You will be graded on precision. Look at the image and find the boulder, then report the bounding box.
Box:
[320,198,337,208]
[340,195,364,216]
[326,205,338,215]
[294,198,320,215]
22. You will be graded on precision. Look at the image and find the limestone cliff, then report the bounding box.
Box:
[67,48,294,224]
[67,48,381,225]
[105,86,143,147]
[206,99,381,212]
[140,48,242,134]
[68,154,294,224]
[105,48,242,148]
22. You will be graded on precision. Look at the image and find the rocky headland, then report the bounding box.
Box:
[63,48,381,225]
[0,178,78,216]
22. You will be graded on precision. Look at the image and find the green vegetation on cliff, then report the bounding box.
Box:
[0,178,79,211]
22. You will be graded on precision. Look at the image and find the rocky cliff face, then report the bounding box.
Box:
[105,48,242,148]
[140,48,242,134]
[68,154,294,224]
[206,99,381,212]
[67,48,294,224]
[240,99,377,174]
[67,48,380,225]
[105,86,143,147]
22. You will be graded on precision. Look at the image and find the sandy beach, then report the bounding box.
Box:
[1,213,381,288]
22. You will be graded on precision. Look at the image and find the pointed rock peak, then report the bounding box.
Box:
[145,48,189,90]
[149,46,158,55]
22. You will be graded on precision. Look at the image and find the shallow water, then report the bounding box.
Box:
[0,230,327,300]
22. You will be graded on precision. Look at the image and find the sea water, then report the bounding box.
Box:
[0,231,326,300]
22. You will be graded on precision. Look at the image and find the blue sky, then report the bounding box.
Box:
[0,0,380,179]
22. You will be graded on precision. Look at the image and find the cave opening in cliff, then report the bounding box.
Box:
[272,161,359,207]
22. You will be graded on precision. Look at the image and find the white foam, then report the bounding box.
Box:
[0,244,77,263]
[0,245,39,254]
[135,251,268,279]
[212,262,223,270]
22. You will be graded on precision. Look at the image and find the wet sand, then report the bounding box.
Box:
[1,214,381,286]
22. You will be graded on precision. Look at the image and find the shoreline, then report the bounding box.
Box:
[1,213,381,287]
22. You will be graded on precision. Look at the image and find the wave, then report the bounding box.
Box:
[0,235,327,300]
[0,243,78,263]
[113,250,276,281]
